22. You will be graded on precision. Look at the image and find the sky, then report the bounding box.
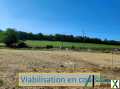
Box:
[0,0,120,41]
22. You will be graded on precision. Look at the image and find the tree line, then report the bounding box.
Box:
[0,28,120,47]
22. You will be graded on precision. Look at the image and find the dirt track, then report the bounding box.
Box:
[0,49,120,89]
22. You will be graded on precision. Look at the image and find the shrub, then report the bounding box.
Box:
[17,41,28,48]
[71,45,75,49]
[46,45,53,49]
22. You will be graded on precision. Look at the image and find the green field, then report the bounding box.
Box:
[0,40,120,51]
[25,40,120,50]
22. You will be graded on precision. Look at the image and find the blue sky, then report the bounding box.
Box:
[0,0,120,40]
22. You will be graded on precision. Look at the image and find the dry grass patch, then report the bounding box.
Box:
[0,49,120,89]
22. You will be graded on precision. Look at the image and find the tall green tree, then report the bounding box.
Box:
[3,28,18,47]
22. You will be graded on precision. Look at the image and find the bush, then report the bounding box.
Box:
[71,45,75,49]
[17,41,28,48]
[46,45,53,49]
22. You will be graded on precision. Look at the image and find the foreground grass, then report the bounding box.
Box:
[25,40,120,50]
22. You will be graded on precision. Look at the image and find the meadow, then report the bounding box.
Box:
[25,40,120,50]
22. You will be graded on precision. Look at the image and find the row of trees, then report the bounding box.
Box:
[14,29,120,45]
[0,28,120,47]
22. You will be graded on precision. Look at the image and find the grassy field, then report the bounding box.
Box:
[25,40,120,50]
[0,40,120,51]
